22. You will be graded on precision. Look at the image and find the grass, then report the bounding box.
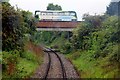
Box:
[66,50,118,78]
[51,36,67,47]
[2,42,44,79]
[16,57,38,78]
[2,51,41,79]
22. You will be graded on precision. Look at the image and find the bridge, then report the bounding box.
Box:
[36,21,81,31]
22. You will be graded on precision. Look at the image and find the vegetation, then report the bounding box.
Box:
[65,15,119,78]
[38,14,119,78]
[47,3,62,10]
[2,44,43,78]
[106,1,120,16]
[2,2,24,51]
[2,2,43,79]
[1,1,119,78]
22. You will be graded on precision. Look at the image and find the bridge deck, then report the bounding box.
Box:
[36,21,81,31]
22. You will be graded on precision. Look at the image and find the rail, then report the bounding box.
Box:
[44,47,67,80]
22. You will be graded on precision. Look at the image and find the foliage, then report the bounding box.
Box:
[68,50,118,78]
[21,10,36,36]
[2,50,20,77]
[65,15,119,78]
[2,2,42,79]
[0,52,1,64]
[34,31,73,52]
[47,3,62,10]
[70,15,119,61]
[33,13,119,78]
[2,2,24,51]
[2,2,36,51]
[106,1,120,16]
[2,50,40,78]
[38,14,119,78]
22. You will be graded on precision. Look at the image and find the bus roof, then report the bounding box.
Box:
[35,10,76,13]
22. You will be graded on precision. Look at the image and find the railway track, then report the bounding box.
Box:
[44,48,67,80]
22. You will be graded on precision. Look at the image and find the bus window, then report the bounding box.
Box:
[42,13,46,15]
[47,12,53,15]
[53,12,58,16]
[70,13,75,16]
[65,12,69,16]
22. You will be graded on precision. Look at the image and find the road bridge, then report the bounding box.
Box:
[36,21,81,31]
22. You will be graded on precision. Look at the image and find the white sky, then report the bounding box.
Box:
[9,0,111,21]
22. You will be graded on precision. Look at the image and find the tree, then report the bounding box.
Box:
[106,1,120,16]
[47,3,62,10]
[2,2,24,51]
[2,2,36,51]
[20,10,36,39]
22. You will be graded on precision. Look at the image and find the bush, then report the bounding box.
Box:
[2,2,36,52]
[2,50,20,76]
[20,51,37,62]
[2,50,40,78]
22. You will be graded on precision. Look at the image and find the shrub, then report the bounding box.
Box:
[2,50,20,76]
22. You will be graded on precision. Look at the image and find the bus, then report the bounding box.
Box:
[35,10,77,21]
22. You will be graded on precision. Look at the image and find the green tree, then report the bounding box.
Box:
[2,2,36,51]
[20,10,36,42]
[2,2,25,51]
[47,3,62,10]
[21,10,36,35]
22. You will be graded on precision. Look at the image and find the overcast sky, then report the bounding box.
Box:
[9,0,111,21]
